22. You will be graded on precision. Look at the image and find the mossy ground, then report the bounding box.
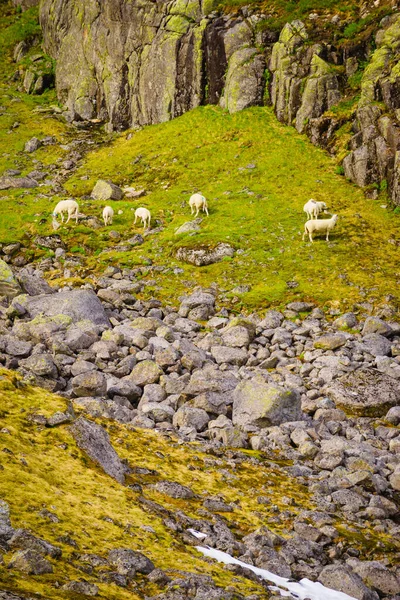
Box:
[1,368,399,598]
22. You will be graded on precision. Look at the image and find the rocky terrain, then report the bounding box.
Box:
[1,1,400,599]
[1,258,400,599]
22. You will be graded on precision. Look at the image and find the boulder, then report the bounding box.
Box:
[233,378,302,428]
[8,549,53,575]
[108,548,155,576]
[128,360,163,387]
[17,271,54,296]
[91,179,123,200]
[0,259,22,298]
[313,334,347,350]
[361,333,392,356]
[62,581,98,596]
[210,345,248,366]
[72,371,107,397]
[0,176,38,190]
[70,417,128,483]
[153,480,195,499]
[21,289,110,327]
[326,368,400,416]
[0,500,15,543]
[176,243,234,266]
[362,316,393,336]
[24,137,42,153]
[172,405,210,431]
[319,565,379,600]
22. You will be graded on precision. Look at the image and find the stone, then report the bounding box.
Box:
[232,378,302,428]
[362,333,392,356]
[19,354,58,378]
[62,581,99,596]
[24,137,42,153]
[91,179,123,200]
[173,405,210,431]
[70,417,128,483]
[362,316,392,336]
[21,289,110,327]
[334,313,358,330]
[141,403,175,422]
[176,243,234,266]
[0,500,15,543]
[108,548,155,576]
[210,345,248,366]
[8,549,53,575]
[185,367,238,396]
[0,176,38,190]
[349,560,400,595]
[17,271,54,296]
[8,529,61,558]
[128,360,163,386]
[0,259,22,298]
[319,565,379,600]
[175,220,202,235]
[107,379,141,402]
[72,371,107,397]
[326,368,400,416]
[153,480,195,499]
[313,334,347,350]
[222,48,266,113]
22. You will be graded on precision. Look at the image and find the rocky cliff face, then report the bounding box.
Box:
[41,0,400,204]
[40,0,266,130]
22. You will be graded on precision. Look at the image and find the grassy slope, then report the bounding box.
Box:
[1,368,399,598]
[0,0,399,316]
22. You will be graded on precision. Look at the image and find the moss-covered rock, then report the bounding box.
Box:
[0,258,22,298]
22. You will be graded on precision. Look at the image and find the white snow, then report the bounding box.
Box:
[196,545,358,600]
[187,528,207,540]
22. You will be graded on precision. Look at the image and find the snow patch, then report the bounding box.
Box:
[196,545,358,600]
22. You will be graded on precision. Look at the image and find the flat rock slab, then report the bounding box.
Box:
[21,289,110,328]
[326,368,400,417]
[176,243,234,266]
[70,417,127,483]
[0,176,38,190]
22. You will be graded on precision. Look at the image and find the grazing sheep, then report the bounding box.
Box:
[53,199,79,224]
[303,199,328,220]
[303,214,338,243]
[103,206,114,226]
[189,193,209,217]
[134,207,151,229]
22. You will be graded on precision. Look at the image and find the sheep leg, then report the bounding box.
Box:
[204,205,209,216]
[302,229,307,242]
[75,210,78,224]
[308,232,313,243]
[326,231,330,241]
[60,213,64,223]
[134,215,138,225]
[66,212,71,224]
[191,206,194,215]
[195,207,199,217]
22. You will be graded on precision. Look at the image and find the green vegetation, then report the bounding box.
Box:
[1,368,398,598]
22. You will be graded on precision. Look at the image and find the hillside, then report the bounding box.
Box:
[1,2,400,600]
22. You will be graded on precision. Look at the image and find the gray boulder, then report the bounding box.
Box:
[0,259,22,298]
[19,354,58,378]
[8,529,61,558]
[361,333,392,357]
[185,367,238,396]
[362,316,393,337]
[91,179,123,200]
[326,368,400,416]
[24,137,42,153]
[319,564,379,600]
[21,289,110,327]
[128,360,163,387]
[176,243,234,266]
[8,549,53,575]
[0,176,38,190]
[173,405,210,431]
[211,345,248,366]
[70,417,128,483]
[348,560,400,596]
[72,371,107,397]
[314,334,347,350]
[233,378,302,428]
[221,48,265,113]
[0,500,15,543]
[17,271,54,296]
[153,480,195,499]
[108,548,155,576]
[62,581,98,596]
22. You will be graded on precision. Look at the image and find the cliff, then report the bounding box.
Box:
[39,0,400,205]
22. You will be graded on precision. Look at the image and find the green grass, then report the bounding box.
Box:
[48,104,399,312]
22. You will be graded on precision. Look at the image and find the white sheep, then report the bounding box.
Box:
[134,207,151,229]
[189,193,209,217]
[102,206,114,226]
[52,199,79,224]
[303,199,328,220]
[303,214,338,243]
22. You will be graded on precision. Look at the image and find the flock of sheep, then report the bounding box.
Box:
[52,195,337,243]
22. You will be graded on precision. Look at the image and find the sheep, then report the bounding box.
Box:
[134,207,151,229]
[103,206,114,226]
[189,193,209,217]
[303,214,338,243]
[303,199,328,220]
[53,199,79,224]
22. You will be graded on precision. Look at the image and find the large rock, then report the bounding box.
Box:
[70,417,128,483]
[91,180,123,200]
[0,500,15,543]
[319,565,379,600]
[221,48,266,113]
[0,176,38,190]
[128,360,163,387]
[72,371,107,397]
[176,243,235,266]
[108,548,155,576]
[232,378,302,428]
[326,368,400,416]
[0,259,21,298]
[8,549,53,575]
[20,289,110,327]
